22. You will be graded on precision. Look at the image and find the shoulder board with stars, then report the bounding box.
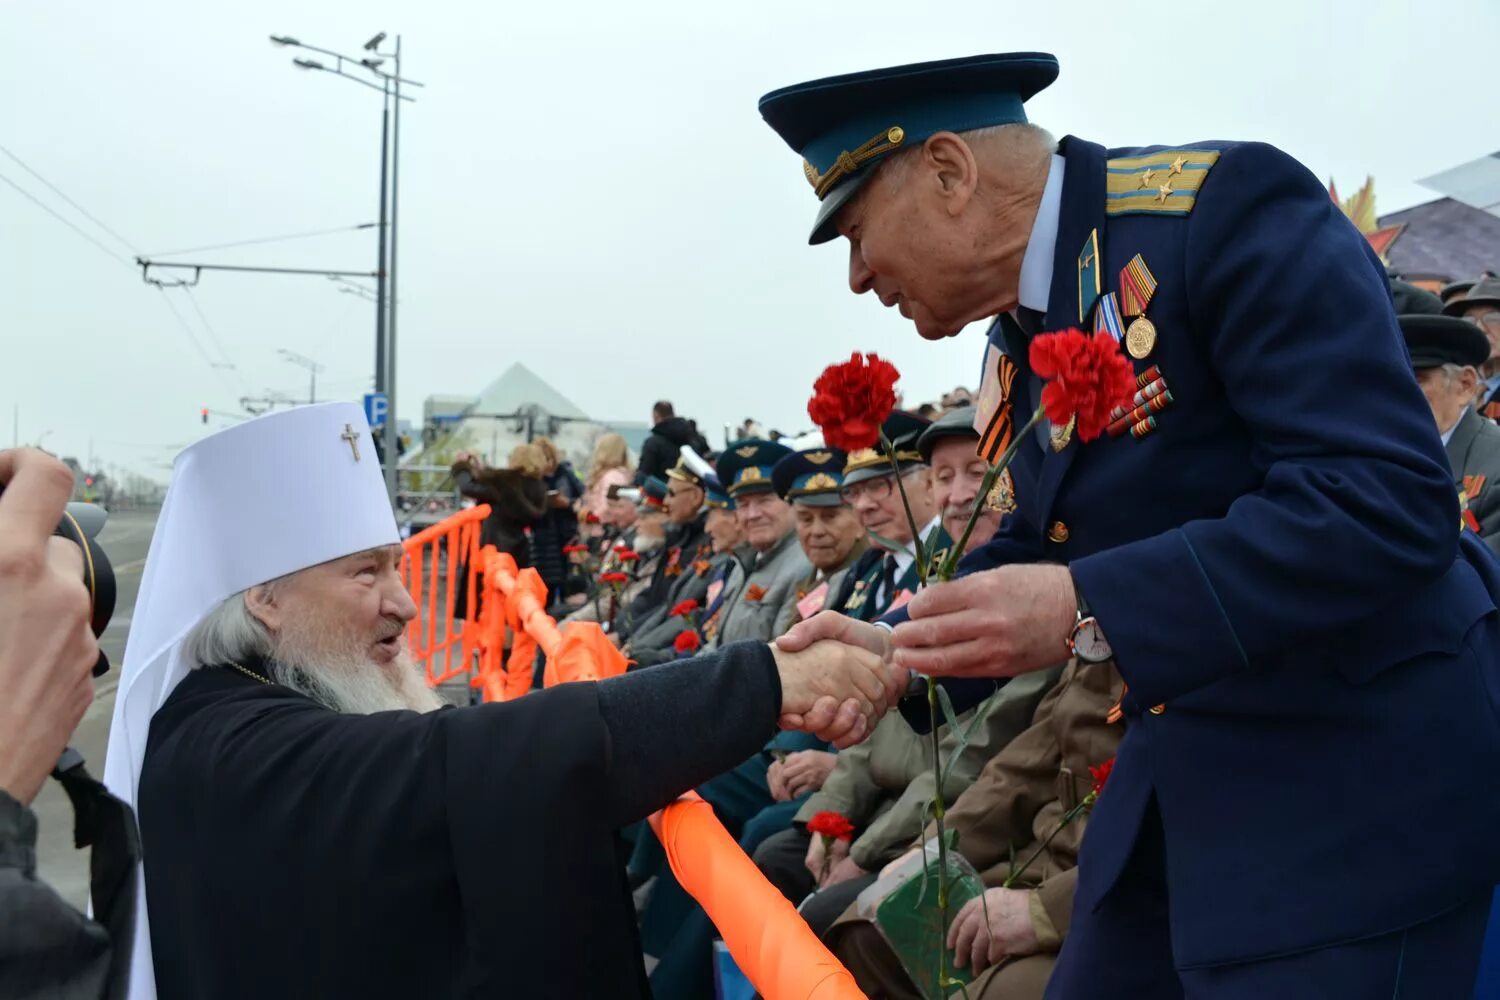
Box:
[1105,149,1221,217]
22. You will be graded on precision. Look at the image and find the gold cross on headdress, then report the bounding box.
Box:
[341,423,362,461]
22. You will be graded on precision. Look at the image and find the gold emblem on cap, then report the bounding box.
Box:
[735,467,768,485]
[1125,317,1157,359]
[804,451,833,465]
[735,445,759,458]
[803,124,907,201]
[803,472,839,491]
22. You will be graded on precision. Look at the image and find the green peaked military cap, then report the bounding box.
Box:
[772,447,850,507]
[716,439,794,498]
[759,52,1060,245]
[842,410,932,487]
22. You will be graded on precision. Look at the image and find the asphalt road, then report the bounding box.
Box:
[34,506,158,909]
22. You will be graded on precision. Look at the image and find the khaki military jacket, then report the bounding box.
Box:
[798,667,1058,871]
[709,530,811,648]
[922,659,1124,945]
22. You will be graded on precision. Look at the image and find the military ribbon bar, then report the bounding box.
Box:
[1119,253,1158,318]
[1094,291,1125,342]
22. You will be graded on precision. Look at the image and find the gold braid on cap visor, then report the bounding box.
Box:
[803,126,906,201]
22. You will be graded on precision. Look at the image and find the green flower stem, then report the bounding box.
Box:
[937,406,1046,582]
[1002,792,1096,889]
[927,675,951,994]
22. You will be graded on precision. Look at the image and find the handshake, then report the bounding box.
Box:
[767,612,901,749]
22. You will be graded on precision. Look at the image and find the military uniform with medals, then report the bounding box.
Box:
[769,446,869,633]
[760,52,1500,998]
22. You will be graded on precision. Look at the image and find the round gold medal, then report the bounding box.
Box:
[1125,316,1157,359]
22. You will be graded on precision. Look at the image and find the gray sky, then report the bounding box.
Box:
[3,0,1494,479]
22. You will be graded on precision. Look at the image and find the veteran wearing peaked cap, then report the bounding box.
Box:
[700,440,812,649]
[764,52,1500,998]
[771,446,868,632]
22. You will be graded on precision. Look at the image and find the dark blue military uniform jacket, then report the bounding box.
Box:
[893,135,1500,968]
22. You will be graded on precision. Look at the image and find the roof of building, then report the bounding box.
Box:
[1380,197,1500,284]
[468,362,589,420]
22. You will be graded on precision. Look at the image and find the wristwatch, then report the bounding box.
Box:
[1068,580,1113,663]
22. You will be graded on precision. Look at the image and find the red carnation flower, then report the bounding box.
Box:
[673,630,701,654]
[562,543,589,555]
[807,352,900,452]
[584,511,601,524]
[669,599,701,618]
[616,549,641,563]
[806,811,855,842]
[1029,329,1136,443]
[599,571,629,585]
[744,583,768,603]
[1089,757,1116,796]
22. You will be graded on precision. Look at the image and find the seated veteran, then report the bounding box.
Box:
[615,467,709,642]
[1443,275,1500,421]
[561,478,669,627]
[700,439,811,647]
[919,405,1007,550]
[771,446,870,633]
[1398,298,1500,556]
[619,453,728,663]
[828,411,950,621]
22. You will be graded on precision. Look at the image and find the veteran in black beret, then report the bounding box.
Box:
[762,51,1500,997]
[771,446,868,631]
[1401,307,1500,557]
[917,405,1011,552]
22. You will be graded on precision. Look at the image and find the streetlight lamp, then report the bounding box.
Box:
[271,31,422,500]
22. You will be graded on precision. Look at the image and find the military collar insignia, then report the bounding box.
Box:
[1077,228,1101,324]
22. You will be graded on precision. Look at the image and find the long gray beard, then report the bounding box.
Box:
[269,617,443,715]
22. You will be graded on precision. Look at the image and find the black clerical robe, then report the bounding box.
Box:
[138,642,782,999]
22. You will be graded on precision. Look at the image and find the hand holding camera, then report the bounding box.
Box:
[0,449,101,805]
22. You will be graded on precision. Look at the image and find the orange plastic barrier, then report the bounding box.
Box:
[650,793,868,1000]
[400,505,490,686]
[477,547,627,699]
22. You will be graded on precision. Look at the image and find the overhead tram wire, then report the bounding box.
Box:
[154,286,241,399]
[0,169,133,267]
[0,142,141,256]
[143,221,379,259]
[181,286,251,395]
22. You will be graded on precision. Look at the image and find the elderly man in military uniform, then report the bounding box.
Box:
[701,440,811,647]
[1446,275,1500,422]
[619,453,729,665]
[828,412,951,621]
[763,52,1500,997]
[1400,301,1500,556]
[770,446,869,632]
[615,458,711,646]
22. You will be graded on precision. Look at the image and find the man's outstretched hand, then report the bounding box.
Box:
[770,637,903,748]
[774,611,897,734]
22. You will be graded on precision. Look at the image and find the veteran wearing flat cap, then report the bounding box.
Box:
[764,52,1500,998]
[1446,275,1500,422]
[1401,294,1500,557]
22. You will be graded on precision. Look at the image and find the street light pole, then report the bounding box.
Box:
[383,33,402,502]
[278,349,325,404]
[271,31,422,501]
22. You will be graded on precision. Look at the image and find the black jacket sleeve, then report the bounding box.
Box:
[0,790,113,1000]
[595,641,780,827]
